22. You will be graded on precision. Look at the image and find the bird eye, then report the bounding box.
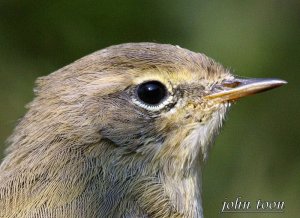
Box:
[136,81,167,105]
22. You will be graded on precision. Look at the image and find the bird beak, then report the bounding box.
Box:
[205,77,287,102]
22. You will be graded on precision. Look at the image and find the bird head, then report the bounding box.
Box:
[7,43,283,175]
[2,43,286,217]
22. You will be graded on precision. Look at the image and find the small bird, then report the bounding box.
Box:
[0,43,285,218]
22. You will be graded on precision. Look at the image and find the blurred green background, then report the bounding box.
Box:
[0,0,299,217]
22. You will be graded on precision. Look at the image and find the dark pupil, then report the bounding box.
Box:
[137,81,167,105]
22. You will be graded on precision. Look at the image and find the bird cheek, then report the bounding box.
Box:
[184,102,220,124]
[160,107,197,130]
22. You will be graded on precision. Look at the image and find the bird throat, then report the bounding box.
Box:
[156,105,229,217]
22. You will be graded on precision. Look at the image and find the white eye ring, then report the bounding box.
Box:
[132,95,174,111]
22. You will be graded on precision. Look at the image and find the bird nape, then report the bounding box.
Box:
[0,43,286,218]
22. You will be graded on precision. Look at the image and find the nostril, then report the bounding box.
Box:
[221,81,241,88]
